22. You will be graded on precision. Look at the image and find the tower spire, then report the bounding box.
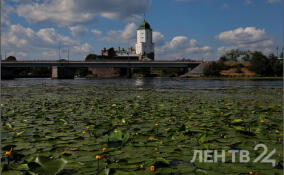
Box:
[143,13,146,22]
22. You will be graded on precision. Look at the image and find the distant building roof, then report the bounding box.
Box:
[137,21,152,30]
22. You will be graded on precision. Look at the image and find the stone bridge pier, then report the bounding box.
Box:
[1,67,15,79]
[52,66,76,79]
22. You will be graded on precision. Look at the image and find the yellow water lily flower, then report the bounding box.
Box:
[96,155,101,160]
[150,165,155,172]
[5,151,11,156]
[148,136,158,141]
[102,148,108,152]
[82,131,86,134]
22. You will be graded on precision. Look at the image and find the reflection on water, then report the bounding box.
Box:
[1,77,283,89]
[135,78,144,86]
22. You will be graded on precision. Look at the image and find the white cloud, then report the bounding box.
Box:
[2,0,14,29]
[168,36,188,50]
[91,29,102,36]
[6,51,27,59]
[216,27,269,45]
[16,0,151,27]
[103,23,137,45]
[72,43,93,54]
[217,46,238,56]
[156,36,212,60]
[153,32,166,46]
[216,27,275,56]
[69,25,88,37]
[2,24,93,60]
[11,0,34,4]
[245,0,280,4]
[267,0,281,3]
[42,50,57,57]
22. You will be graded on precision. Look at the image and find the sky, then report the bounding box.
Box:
[1,0,283,60]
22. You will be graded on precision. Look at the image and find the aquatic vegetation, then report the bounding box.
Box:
[1,85,283,174]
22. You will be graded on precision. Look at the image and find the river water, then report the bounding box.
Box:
[1,78,283,89]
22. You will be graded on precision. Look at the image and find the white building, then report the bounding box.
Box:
[135,21,155,60]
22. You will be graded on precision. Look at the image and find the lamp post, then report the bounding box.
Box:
[0,0,2,169]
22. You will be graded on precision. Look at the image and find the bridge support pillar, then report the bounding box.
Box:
[52,66,76,79]
[184,67,192,74]
[126,68,133,78]
[1,68,15,79]
[52,66,58,79]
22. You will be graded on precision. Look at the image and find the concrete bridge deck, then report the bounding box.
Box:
[1,61,203,79]
[1,61,202,68]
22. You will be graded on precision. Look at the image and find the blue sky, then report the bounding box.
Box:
[1,0,283,60]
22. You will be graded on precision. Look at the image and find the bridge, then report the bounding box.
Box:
[1,60,203,79]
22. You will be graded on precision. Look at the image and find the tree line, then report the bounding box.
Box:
[204,50,283,77]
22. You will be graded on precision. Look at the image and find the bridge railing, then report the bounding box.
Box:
[1,60,204,63]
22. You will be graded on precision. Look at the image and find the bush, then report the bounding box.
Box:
[204,61,228,76]
[85,54,97,61]
[249,52,283,76]
[5,56,17,62]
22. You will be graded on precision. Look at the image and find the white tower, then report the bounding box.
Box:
[136,21,155,60]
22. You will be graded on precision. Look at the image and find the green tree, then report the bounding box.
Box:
[5,56,17,61]
[219,56,228,63]
[248,52,282,76]
[268,54,283,76]
[249,51,270,76]
[204,61,228,76]
[220,49,251,62]
[85,54,97,61]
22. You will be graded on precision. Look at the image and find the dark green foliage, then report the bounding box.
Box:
[5,56,17,62]
[220,49,251,62]
[85,54,97,61]
[249,52,283,76]
[205,49,283,77]
[1,85,283,174]
[204,61,228,76]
